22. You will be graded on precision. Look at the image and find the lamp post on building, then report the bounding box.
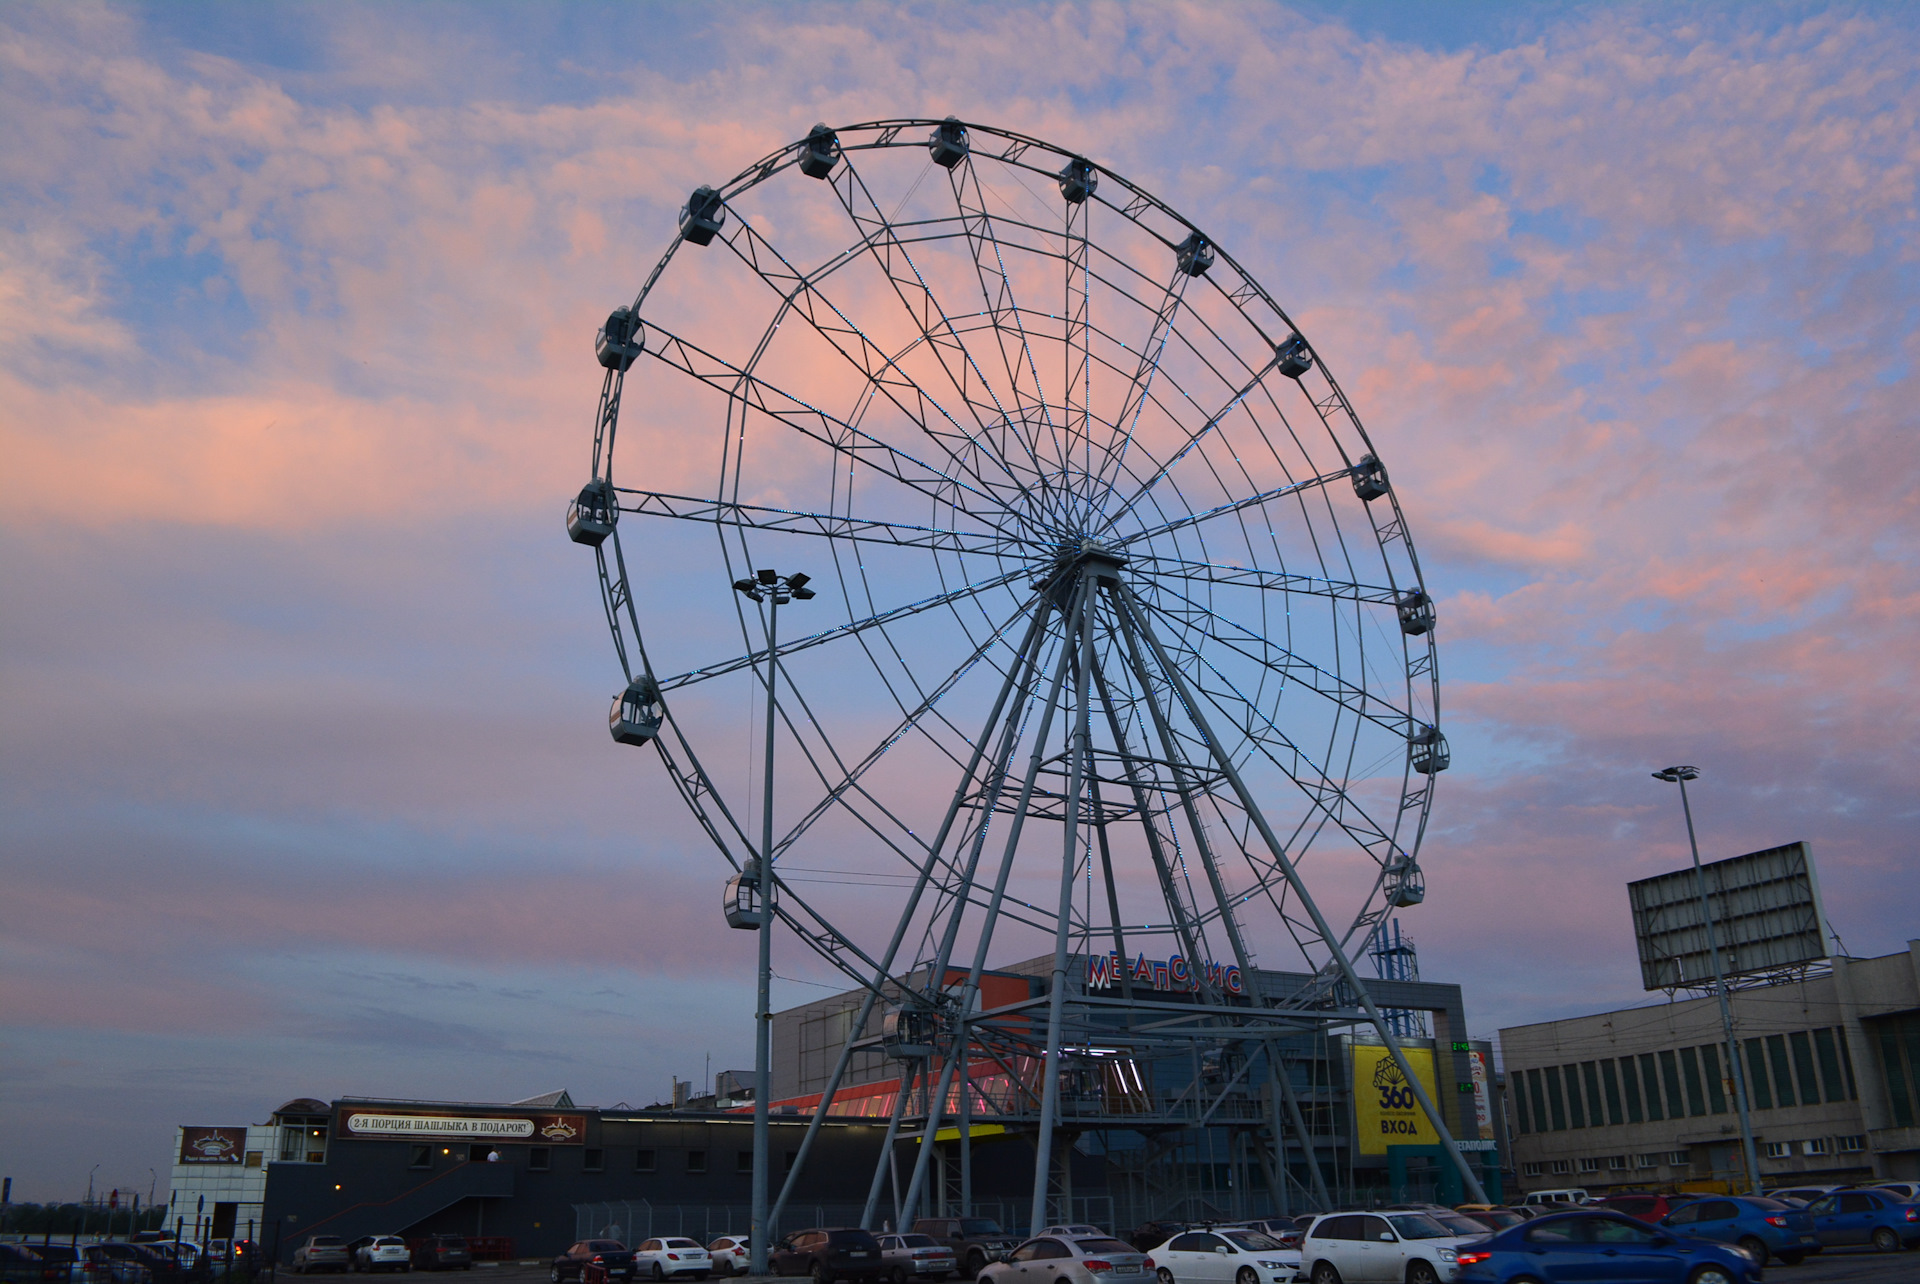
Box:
[732,569,813,1274]
[1652,765,1762,1195]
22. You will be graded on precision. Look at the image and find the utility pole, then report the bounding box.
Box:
[733,569,813,1273]
[1653,766,1762,1195]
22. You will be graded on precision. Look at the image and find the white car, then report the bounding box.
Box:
[705,1238,749,1276]
[632,1239,710,1280]
[1873,1181,1920,1202]
[352,1238,412,1273]
[1149,1227,1300,1284]
[979,1236,1150,1284]
[876,1233,956,1282]
[1300,1211,1481,1284]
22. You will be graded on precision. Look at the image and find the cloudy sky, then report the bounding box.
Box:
[4,1,1917,1201]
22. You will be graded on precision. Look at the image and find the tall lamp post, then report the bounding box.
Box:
[733,569,813,1273]
[1652,765,1762,1195]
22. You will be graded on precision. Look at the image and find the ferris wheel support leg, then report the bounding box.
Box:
[898,582,1087,1229]
[1111,584,1489,1206]
[769,598,1056,1235]
[1264,1039,1333,1210]
[1087,774,1136,1007]
[860,1061,921,1230]
[1029,568,1098,1238]
[1087,658,1216,999]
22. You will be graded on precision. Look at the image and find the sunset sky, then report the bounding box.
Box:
[4,2,1917,1200]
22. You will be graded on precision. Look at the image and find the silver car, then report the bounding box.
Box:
[875,1234,955,1283]
[979,1237,1150,1284]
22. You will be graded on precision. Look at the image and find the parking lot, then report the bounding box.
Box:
[434,1250,1920,1284]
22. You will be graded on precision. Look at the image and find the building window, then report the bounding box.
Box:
[1600,1060,1625,1127]
[409,1145,432,1169]
[1635,1153,1661,1169]
[1563,1064,1587,1129]
[1667,1150,1690,1167]
[1837,1135,1865,1153]
[1576,1157,1600,1174]
[584,1149,604,1172]
[1550,1160,1571,1176]
[1512,1071,1533,1134]
[634,1149,656,1173]
[1801,1138,1829,1156]
[687,1150,708,1174]
[1545,1067,1568,1132]
[1581,1062,1605,1127]
[1522,1163,1543,1178]
[1875,1017,1918,1128]
[1638,1053,1664,1122]
[1744,1038,1774,1111]
[784,1150,798,1173]
[1790,1032,1821,1109]
[1813,1028,1851,1102]
[1767,1034,1798,1108]
[1659,1051,1685,1122]
[1764,1141,1790,1159]
[1678,1046,1708,1117]
[530,1147,551,1172]
[1606,1155,1628,1171]
[737,1151,754,1174]
[1700,1045,1727,1114]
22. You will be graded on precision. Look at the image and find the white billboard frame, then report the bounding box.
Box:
[1627,839,1833,992]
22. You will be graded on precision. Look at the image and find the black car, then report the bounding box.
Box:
[3,1244,60,1284]
[770,1229,887,1283]
[412,1240,472,1273]
[552,1243,635,1284]
[1126,1223,1191,1255]
[909,1220,1021,1279]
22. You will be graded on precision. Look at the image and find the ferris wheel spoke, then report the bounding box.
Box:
[644,323,1019,528]
[611,486,1045,560]
[659,567,1030,692]
[946,163,1065,495]
[1125,552,1403,606]
[1084,267,1191,528]
[828,158,1077,531]
[1109,462,1359,550]
[713,208,1050,523]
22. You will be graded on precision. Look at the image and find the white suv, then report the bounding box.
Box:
[1300,1212,1480,1284]
[1518,1189,1589,1208]
[352,1237,412,1273]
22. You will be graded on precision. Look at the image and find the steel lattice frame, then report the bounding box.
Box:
[574,119,1482,1226]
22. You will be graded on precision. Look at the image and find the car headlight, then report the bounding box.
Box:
[1255,1262,1286,1270]
[1435,1250,1456,1262]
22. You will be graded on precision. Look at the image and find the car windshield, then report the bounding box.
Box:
[900,1237,937,1248]
[588,1242,626,1252]
[1429,1215,1486,1236]
[1744,1198,1792,1211]
[828,1232,877,1245]
[1221,1233,1280,1252]
[1386,1215,1450,1241]
[665,1241,699,1249]
[312,1239,344,1248]
[1477,1212,1524,1229]
[960,1222,1003,1237]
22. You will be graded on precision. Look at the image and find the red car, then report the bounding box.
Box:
[1590,1193,1702,1223]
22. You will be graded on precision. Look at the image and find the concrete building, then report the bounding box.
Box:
[1500,942,1920,1194]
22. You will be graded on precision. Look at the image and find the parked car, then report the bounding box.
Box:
[1517,1189,1589,1209]
[82,1244,183,1284]
[704,1240,748,1278]
[295,1238,352,1275]
[411,1239,471,1272]
[876,1233,956,1283]
[28,1246,79,1283]
[2,1244,60,1284]
[770,1229,886,1283]
[1448,1209,1525,1232]
[1300,1211,1483,1284]
[1125,1225,1191,1256]
[1805,1188,1920,1252]
[1035,1232,1106,1244]
[1871,1181,1920,1202]
[1766,1184,1841,1206]
[349,1238,411,1274]
[632,1241,710,1281]
[1588,1193,1700,1225]
[1220,1221,1302,1251]
[1146,1226,1298,1284]
[911,1221,1022,1278]
[1452,1210,1760,1284]
[977,1236,1150,1284]
[552,1243,636,1284]
[1659,1195,1821,1267]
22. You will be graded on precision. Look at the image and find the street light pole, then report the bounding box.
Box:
[1653,765,1762,1195]
[733,569,813,1274]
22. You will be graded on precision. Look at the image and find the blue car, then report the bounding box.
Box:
[1805,1187,1920,1251]
[1453,1210,1759,1284]
[1660,1195,1822,1266]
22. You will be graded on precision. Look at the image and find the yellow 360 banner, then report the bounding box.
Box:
[1353,1044,1440,1155]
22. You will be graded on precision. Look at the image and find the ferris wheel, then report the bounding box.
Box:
[569,119,1481,1229]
